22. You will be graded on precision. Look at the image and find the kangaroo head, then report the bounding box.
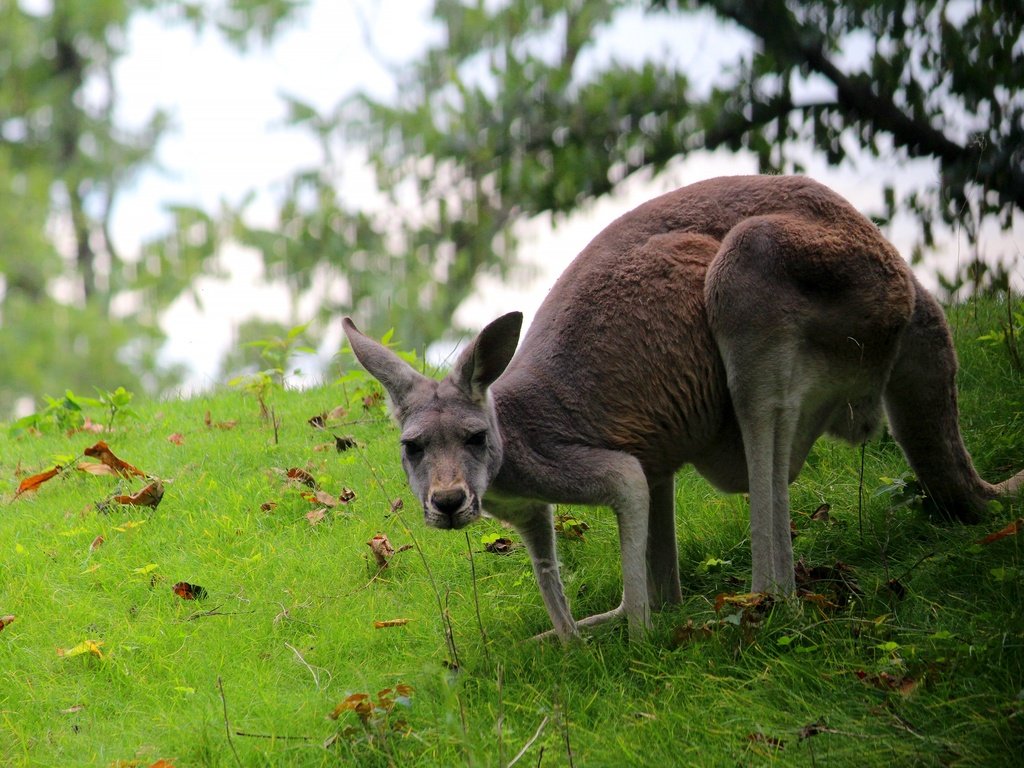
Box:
[342,313,523,530]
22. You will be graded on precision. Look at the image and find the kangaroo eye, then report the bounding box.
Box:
[465,431,487,448]
[402,440,424,458]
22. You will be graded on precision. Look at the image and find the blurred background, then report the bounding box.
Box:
[1,0,1021,417]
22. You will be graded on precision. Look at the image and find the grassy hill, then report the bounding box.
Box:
[1,297,1022,767]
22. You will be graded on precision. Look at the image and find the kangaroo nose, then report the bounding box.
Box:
[431,487,467,516]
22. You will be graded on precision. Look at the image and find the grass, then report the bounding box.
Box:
[1,296,1022,767]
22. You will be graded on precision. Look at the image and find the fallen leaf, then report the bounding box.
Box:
[14,466,61,498]
[484,536,517,555]
[306,509,326,526]
[57,639,105,659]
[798,720,838,740]
[338,487,357,503]
[977,518,1023,545]
[149,760,177,768]
[308,413,327,429]
[368,533,396,568]
[389,498,404,513]
[113,479,164,508]
[811,503,832,522]
[89,535,104,552]
[84,441,145,477]
[671,619,715,646]
[61,705,85,714]
[714,592,768,613]
[303,489,339,507]
[260,501,278,512]
[373,618,410,629]
[77,417,105,434]
[204,410,211,426]
[76,462,117,476]
[0,615,14,632]
[287,467,317,488]
[167,433,185,445]
[334,435,357,452]
[172,581,208,600]
[114,520,147,532]
[555,513,589,539]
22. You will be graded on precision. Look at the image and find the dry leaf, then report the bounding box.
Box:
[149,760,177,768]
[0,615,14,632]
[84,441,145,477]
[287,467,317,488]
[811,503,831,522]
[368,533,396,568]
[338,487,357,503]
[303,489,339,508]
[389,498,404,513]
[113,479,164,509]
[260,501,278,512]
[484,537,517,554]
[977,518,1023,545]
[747,732,785,750]
[714,592,768,613]
[204,410,237,430]
[308,413,327,429]
[172,581,208,601]
[89,535,104,552]
[77,462,117,476]
[373,618,410,629]
[167,433,185,445]
[15,466,61,498]
[306,509,326,526]
[57,639,105,659]
[61,705,85,714]
[334,435,357,452]
[329,693,373,721]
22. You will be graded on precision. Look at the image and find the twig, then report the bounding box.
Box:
[235,731,314,741]
[285,642,331,690]
[465,530,491,666]
[181,607,255,622]
[217,677,244,768]
[508,716,549,768]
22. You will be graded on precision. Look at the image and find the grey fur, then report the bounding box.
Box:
[343,175,1023,643]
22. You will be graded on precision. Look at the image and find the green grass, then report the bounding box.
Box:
[1,297,1022,767]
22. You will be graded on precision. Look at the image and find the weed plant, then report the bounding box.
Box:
[0,296,1021,767]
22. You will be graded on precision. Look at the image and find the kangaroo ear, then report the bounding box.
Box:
[451,312,523,401]
[342,318,425,406]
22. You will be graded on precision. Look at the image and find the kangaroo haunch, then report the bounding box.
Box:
[343,174,1023,643]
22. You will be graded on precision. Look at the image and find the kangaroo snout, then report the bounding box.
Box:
[426,485,476,529]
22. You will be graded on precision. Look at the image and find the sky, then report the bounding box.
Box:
[106,0,1021,391]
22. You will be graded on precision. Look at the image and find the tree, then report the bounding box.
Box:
[0,0,303,416]
[258,0,1021,348]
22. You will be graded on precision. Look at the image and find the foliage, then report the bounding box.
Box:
[0,0,304,417]
[251,0,1023,348]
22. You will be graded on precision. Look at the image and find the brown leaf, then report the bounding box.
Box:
[77,461,117,476]
[714,592,768,613]
[977,518,1023,545]
[303,489,339,508]
[368,533,396,568]
[204,410,212,427]
[89,535,104,552]
[334,435,358,452]
[308,413,327,429]
[0,615,14,632]
[671,618,715,647]
[167,433,185,445]
[287,467,317,488]
[113,479,164,508]
[260,501,278,512]
[373,618,410,629]
[811,503,831,522]
[798,720,838,740]
[172,581,208,600]
[15,466,61,498]
[329,693,374,721]
[389,498,404,513]
[338,487,357,503]
[306,509,326,526]
[84,441,146,478]
[204,410,237,430]
[484,537,517,555]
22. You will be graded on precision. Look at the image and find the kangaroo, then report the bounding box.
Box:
[343,175,1023,643]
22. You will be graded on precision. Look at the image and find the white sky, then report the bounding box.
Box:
[106,0,1021,391]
